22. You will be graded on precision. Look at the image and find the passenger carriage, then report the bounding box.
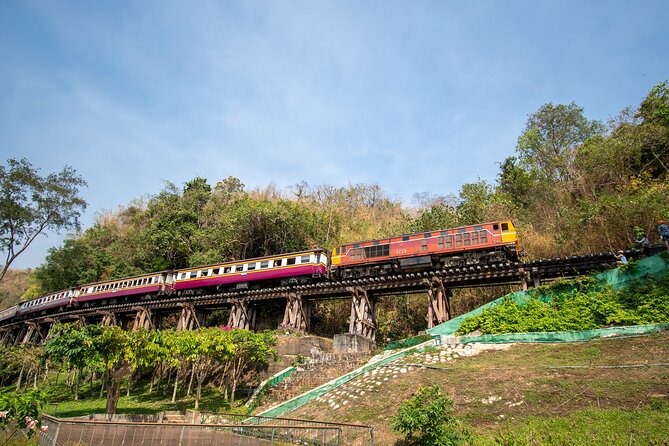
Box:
[17,289,77,315]
[172,249,328,291]
[77,272,166,302]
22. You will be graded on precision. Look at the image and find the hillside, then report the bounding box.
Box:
[0,269,31,309]
[288,332,669,445]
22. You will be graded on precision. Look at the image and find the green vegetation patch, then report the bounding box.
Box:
[457,269,669,335]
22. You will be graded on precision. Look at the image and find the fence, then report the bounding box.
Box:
[38,415,344,446]
[201,412,373,445]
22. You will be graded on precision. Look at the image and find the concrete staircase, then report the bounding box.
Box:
[255,352,368,412]
[162,411,188,424]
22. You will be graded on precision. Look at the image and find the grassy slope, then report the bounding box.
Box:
[289,332,669,445]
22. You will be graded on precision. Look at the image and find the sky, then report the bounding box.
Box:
[1,0,668,269]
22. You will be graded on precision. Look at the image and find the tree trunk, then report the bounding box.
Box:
[171,369,180,403]
[74,367,80,400]
[187,364,195,397]
[126,373,132,397]
[16,367,23,392]
[105,363,130,420]
[195,377,202,410]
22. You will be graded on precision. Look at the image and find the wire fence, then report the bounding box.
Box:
[38,414,346,446]
[201,412,373,445]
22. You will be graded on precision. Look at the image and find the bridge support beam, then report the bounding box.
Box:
[426,278,452,329]
[228,300,256,330]
[279,293,310,333]
[347,287,376,341]
[0,328,13,347]
[99,311,118,327]
[177,304,204,331]
[520,267,542,290]
[132,307,155,331]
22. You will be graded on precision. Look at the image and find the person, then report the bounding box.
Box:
[659,220,669,252]
[635,233,651,257]
[614,250,628,266]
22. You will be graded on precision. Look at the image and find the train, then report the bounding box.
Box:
[0,220,519,323]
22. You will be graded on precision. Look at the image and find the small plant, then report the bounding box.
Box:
[391,384,471,445]
[291,354,306,367]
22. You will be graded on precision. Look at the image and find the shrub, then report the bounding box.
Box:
[391,385,471,445]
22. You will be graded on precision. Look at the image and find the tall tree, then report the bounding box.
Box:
[0,158,86,282]
[516,102,604,183]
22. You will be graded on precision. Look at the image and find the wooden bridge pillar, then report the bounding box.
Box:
[520,267,541,290]
[19,322,40,345]
[0,328,13,347]
[131,307,155,331]
[227,300,256,330]
[426,278,452,329]
[279,293,310,333]
[99,311,118,327]
[177,304,204,330]
[347,287,377,341]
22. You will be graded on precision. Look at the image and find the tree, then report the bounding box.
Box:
[516,102,604,183]
[0,158,87,282]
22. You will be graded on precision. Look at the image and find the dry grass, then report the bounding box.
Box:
[289,332,669,445]
[0,269,32,308]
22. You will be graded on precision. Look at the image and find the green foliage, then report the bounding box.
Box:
[391,385,471,446]
[0,158,87,283]
[0,390,47,439]
[457,271,669,335]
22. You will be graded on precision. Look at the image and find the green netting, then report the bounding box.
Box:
[385,333,434,350]
[459,323,669,344]
[428,254,669,339]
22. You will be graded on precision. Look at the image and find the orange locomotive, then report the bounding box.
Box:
[330,220,520,279]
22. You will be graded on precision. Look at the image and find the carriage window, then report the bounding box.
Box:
[247,263,256,271]
[463,233,471,246]
[445,234,453,248]
[455,234,463,247]
[438,236,445,249]
[190,272,197,279]
[335,247,341,255]
[493,224,499,230]
[260,261,269,269]
[212,268,220,275]
[501,223,509,232]
[403,236,410,241]
[236,265,244,272]
[458,228,466,233]
[300,255,311,264]
[471,232,479,244]
[200,270,208,277]
[424,233,431,238]
[223,267,231,274]
[480,230,488,243]
[287,257,296,265]
[421,239,429,252]
[474,225,483,230]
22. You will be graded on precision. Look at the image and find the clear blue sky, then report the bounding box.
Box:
[1,0,667,269]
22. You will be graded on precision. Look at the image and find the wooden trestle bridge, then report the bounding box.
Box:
[0,252,625,347]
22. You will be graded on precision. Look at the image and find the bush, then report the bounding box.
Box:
[391,385,471,445]
[456,271,669,335]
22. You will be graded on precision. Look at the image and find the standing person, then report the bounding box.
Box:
[636,233,651,257]
[659,220,669,252]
